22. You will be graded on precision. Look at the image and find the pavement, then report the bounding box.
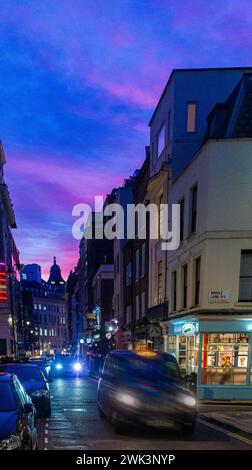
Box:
[200,407,252,436]
[36,376,252,450]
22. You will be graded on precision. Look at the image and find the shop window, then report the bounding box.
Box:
[168,336,176,357]
[239,250,252,301]
[201,333,249,385]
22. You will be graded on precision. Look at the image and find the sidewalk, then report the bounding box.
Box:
[201,410,252,436]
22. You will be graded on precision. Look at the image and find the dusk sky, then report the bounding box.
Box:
[1,0,252,279]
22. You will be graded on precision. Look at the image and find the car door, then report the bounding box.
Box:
[98,356,118,416]
[13,377,34,449]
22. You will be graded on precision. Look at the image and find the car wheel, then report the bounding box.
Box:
[111,413,125,434]
[41,407,51,418]
[183,422,195,437]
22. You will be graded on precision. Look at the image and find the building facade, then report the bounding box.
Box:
[21,259,67,355]
[0,142,22,357]
[165,73,252,399]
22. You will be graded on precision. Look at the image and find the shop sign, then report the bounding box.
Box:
[181,323,196,337]
[208,289,230,303]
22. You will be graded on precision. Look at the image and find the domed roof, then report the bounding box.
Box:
[47,257,65,286]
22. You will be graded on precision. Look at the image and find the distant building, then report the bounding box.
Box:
[123,150,150,349]
[21,258,67,355]
[21,264,42,283]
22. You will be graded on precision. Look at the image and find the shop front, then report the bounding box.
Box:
[167,315,252,400]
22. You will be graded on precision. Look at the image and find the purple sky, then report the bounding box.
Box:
[1,0,252,278]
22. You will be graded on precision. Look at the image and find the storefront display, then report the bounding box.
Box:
[167,316,252,400]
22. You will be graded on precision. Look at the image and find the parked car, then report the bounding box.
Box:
[97,350,197,435]
[0,363,51,418]
[0,372,38,450]
[29,356,52,381]
[51,356,86,377]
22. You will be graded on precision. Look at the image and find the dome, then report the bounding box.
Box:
[47,256,65,286]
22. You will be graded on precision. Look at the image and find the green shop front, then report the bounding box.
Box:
[167,315,252,400]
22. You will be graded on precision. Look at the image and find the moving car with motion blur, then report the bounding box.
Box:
[51,356,85,377]
[0,363,51,418]
[0,372,38,450]
[29,356,52,381]
[97,350,197,435]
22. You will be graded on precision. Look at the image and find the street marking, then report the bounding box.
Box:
[199,418,252,445]
[45,423,49,428]
[44,437,48,444]
[45,429,48,435]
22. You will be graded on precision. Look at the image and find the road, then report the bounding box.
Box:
[37,377,252,450]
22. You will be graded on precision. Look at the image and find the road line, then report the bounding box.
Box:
[45,429,48,434]
[199,418,252,445]
[44,437,48,444]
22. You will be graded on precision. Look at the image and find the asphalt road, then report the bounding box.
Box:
[37,377,252,450]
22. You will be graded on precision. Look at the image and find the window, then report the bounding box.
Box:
[190,185,197,234]
[141,292,146,317]
[167,110,171,141]
[179,197,185,243]
[135,295,140,321]
[182,264,188,308]
[151,140,155,161]
[158,194,164,239]
[186,102,197,133]
[141,243,145,278]
[157,261,163,304]
[126,306,132,325]
[126,262,132,286]
[201,333,249,385]
[157,124,165,157]
[135,249,139,281]
[172,270,177,312]
[194,257,201,305]
[239,250,252,302]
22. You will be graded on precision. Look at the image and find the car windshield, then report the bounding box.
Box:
[118,356,180,383]
[0,383,16,412]
[1,366,43,382]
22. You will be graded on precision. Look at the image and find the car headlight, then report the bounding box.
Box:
[31,389,50,398]
[73,362,82,372]
[177,393,197,407]
[0,433,21,450]
[55,363,63,370]
[115,392,140,408]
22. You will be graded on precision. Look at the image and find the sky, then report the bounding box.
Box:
[0,0,252,279]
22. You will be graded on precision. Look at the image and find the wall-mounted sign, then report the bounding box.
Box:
[0,263,8,303]
[208,289,230,303]
[181,323,196,337]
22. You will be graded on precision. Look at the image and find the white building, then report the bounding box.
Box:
[165,73,252,399]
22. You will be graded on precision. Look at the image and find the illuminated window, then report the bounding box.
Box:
[186,102,197,133]
[201,333,249,385]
